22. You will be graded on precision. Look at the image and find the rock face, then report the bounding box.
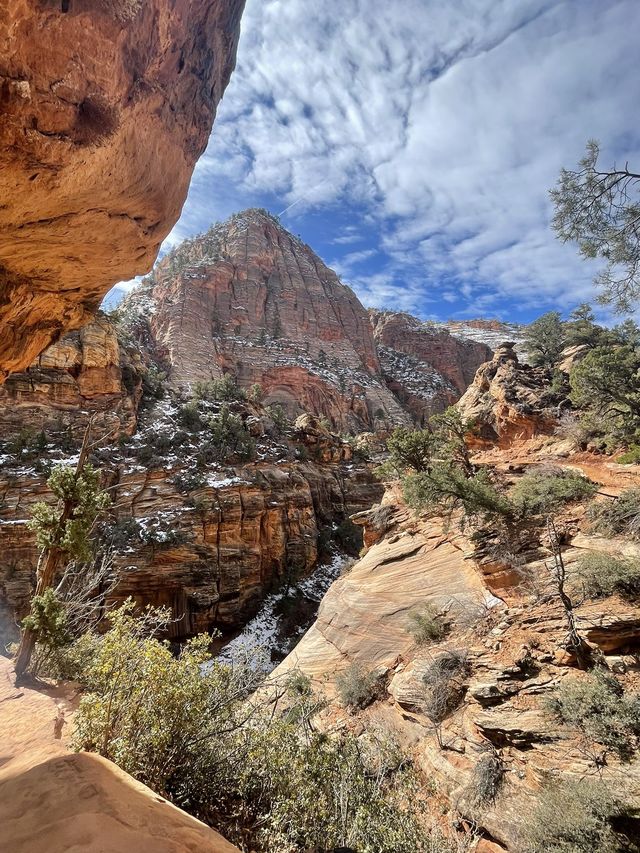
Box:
[122,210,410,432]
[274,453,640,850]
[456,343,557,447]
[0,392,380,644]
[0,656,239,853]
[0,0,245,379]
[370,310,493,425]
[0,314,142,439]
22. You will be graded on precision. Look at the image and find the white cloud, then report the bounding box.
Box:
[173,0,640,318]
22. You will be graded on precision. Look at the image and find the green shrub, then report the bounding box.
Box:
[178,401,204,431]
[28,464,110,562]
[196,405,255,465]
[170,471,207,494]
[523,311,566,368]
[21,588,71,676]
[617,444,640,465]
[408,604,448,645]
[523,778,626,853]
[575,552,640,599]
[548,667,640,760]
[588,488,640,539]
[71,603,433,852]
[5,428,48,461]
[141,365,166,402]
[193,375,245,402]
[266,403,289,433]
[248,383,263,403]
[134,431,174,466]
[384,425,438,475]
[403,466,513,522]
[335,662,381,710]
[510,468,598,515]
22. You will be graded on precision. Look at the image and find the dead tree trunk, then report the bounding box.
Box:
[546,516,591,670]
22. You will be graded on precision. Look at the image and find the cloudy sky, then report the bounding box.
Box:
[110,0,640,323]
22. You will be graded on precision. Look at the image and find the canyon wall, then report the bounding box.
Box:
[0,0,245,379]
[275,455,640,850]
[370,310,493,424]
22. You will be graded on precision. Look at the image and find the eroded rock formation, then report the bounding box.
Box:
[456,343,558,447]
[274,450,640,850]
[0,0,245,379]
[370,310,493,424]
[121,210,410,432]
[0,314,142,439]
[0,393,379,645]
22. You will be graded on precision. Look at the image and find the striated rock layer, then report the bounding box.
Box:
[122,209,410,432]
[274,453,640,850]
[0,0,245,379]
[121,210,493,431]
[0,314,143,439]
[370,310,493,425]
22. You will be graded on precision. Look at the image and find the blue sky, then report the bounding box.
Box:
[108,0,640,323]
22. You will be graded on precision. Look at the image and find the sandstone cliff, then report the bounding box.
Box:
[0,363,380,646]
[0,313,143,440]
[0,0,245,379]
[370,310,493,424]
[120,209,411,432]
[274,449,640,850]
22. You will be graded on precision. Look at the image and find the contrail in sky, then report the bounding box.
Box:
[278,179,329,217]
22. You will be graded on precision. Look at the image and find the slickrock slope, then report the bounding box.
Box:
[273,454,640,850]
[0,656,239,853]
[121,210,411,432]
[370,310,493,424]
[276,500,500,686]
[0,0,245,379]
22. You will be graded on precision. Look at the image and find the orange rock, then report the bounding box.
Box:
[0,315,141,439]
[0,0,245,379]
[457,343,556,447]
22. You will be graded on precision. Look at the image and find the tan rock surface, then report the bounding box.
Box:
[0,0,245,379]
[0,656,238,852]
[273,508,498,690]
[456,343,557,447]
[274,452,640,849]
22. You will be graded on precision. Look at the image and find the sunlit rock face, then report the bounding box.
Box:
[456,343,557,447]
[0,315,142,440]
[369,310,493,425]
[121,209,411,432]
[0,0,245,379]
